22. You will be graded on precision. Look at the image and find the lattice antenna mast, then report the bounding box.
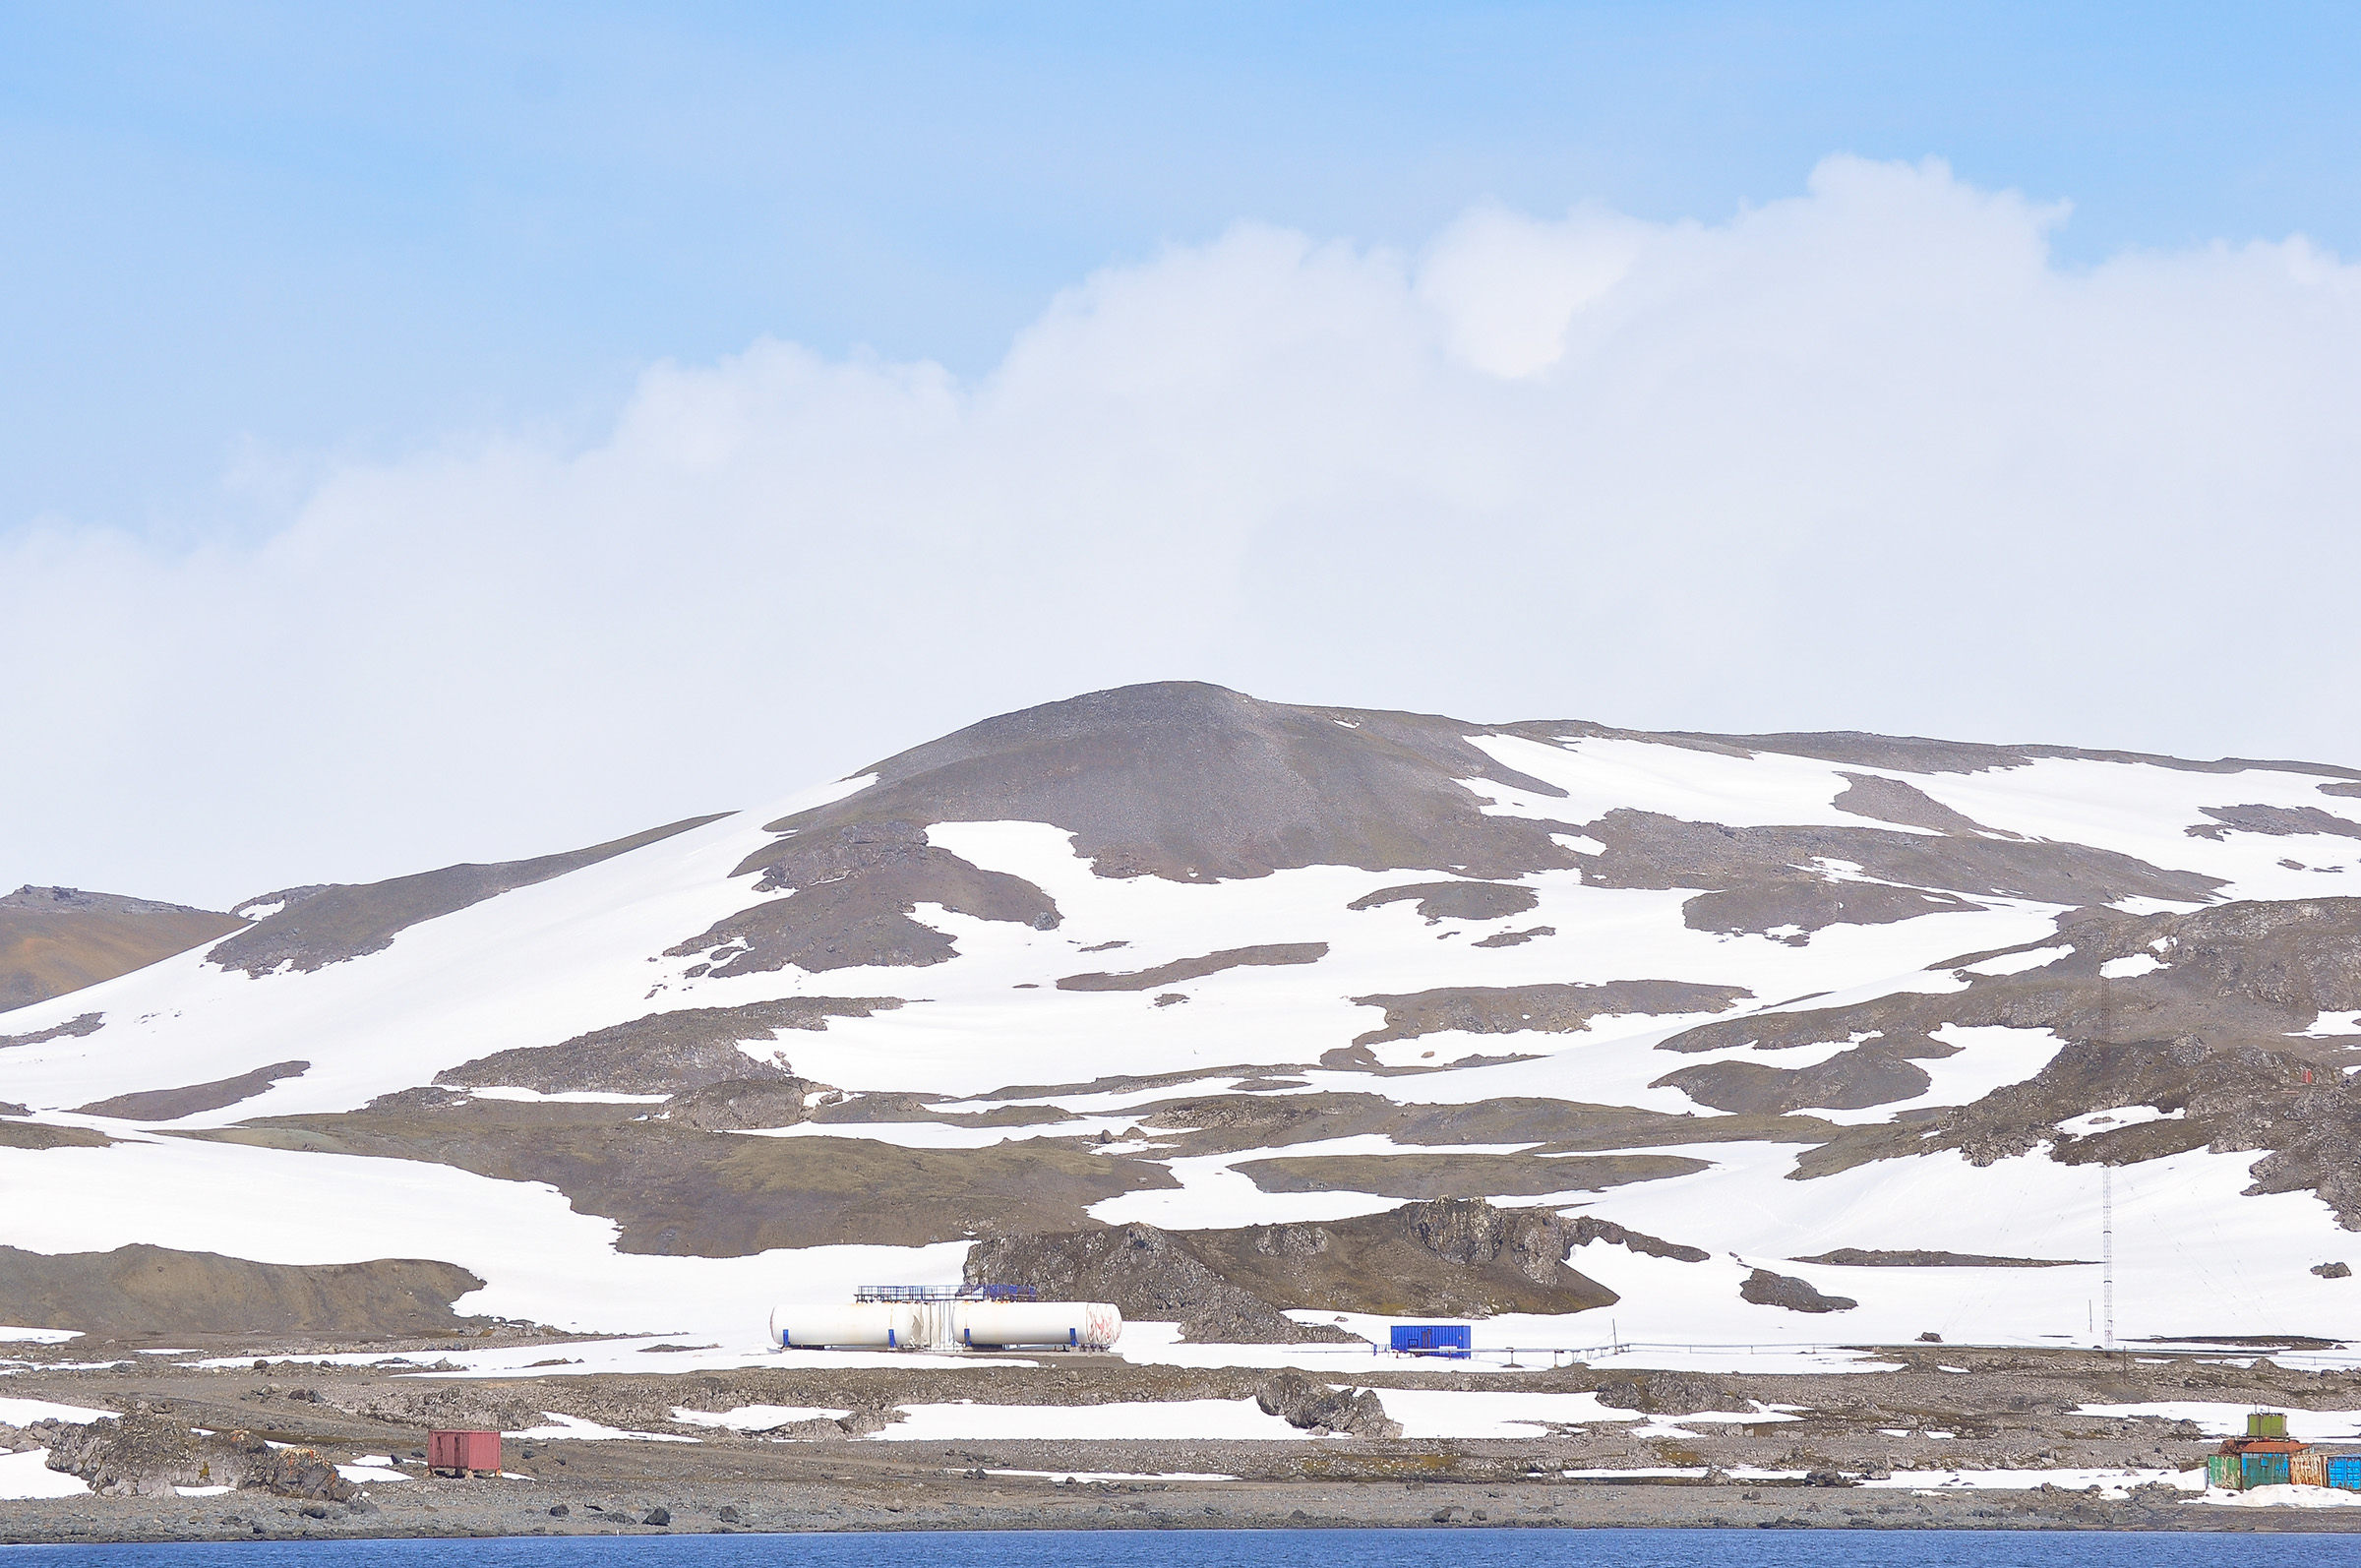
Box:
[2102,1165,2115,1351]
[2099,970,2116,1352]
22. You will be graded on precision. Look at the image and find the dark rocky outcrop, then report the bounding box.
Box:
[1739,1268,1857,1313]
[209,815,727,976]
[1255,1370,1402,1437]
[2315,1261,2352,1279]
[967,1198,1624,1331]
[963,1222,1350,1344]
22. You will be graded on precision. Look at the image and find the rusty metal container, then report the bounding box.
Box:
[2291,1452,2329,1486]
[428,1429,502,1477]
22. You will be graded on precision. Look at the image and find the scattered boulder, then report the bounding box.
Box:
[1739,1268,1857,1313]
[250,1445,361,1502]
[642,1507,671,1527]
[1254,1371,1402,1438]
[2315,1261,2352,1279]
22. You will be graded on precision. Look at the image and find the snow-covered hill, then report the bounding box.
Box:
[2,682,2356,1352]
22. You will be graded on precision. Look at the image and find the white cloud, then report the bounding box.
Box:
[8,154,2361,905]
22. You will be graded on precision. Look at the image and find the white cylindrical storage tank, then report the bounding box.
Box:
[951,1299,1122,1349]
[769,1302,917,1349]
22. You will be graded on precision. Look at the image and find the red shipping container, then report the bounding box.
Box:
[428,1429,502,1476]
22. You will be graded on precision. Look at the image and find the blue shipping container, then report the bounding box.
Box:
[2329,1457,2361,1491]
[1389,1324,1472,1357]
[2242,1453,2292,1487]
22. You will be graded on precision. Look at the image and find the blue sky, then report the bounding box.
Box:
[11,4,2361,901]
[7,2,2359,533]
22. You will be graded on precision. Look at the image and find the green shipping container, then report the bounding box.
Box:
[2242,1452,2292,1487]
[2208,1455,2242,1489]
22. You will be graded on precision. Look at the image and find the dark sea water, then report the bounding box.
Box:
[6,1532,2361,1568]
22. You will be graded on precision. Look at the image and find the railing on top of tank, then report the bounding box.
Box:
[852,1284,1039,1302]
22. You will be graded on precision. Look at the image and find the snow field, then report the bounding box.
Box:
[0,733,2353,1350]
[1861,1467,2198,1498]
[504,1413,698,1443]
[0,1135,968,1345]
[0,1451,89,1500]
[871,1399,1302,1443]
[2074,1403,2361,1440]
[669,1404,850,1430]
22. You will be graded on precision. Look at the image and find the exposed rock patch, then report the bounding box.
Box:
[1831,773,2011,837]
[0,1120,113,1150]
[1187,1198,1619,1318]
[652,1077,816,1132]
[1347,882,1539,923]
[1232,1151,1710,1200]
[210,814,727,977]
[1652,1042,1945,1116]
[1564,1215,1711,1263]
[0,1244,486,1336]
[1472,926,1554,948]
[677,820,1059,975]
[76,1060,309,1121]
[755,682,1593,885]
[1575,810,2220,940]
[1592,1370,1752,1413]
[971,1198,1617,1324]
[1739,1268,1857,1313]
[962,1223,1350,1344]
[436,998,898,1096]
[2187,805,2361,841]
[1057,943,1327,992]
[1,885,241,1013]
[1349,980,1751,1048]
[0,1011,103,1048]
[189,1102,1178,1254]
[1792,1248,2093,1268]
